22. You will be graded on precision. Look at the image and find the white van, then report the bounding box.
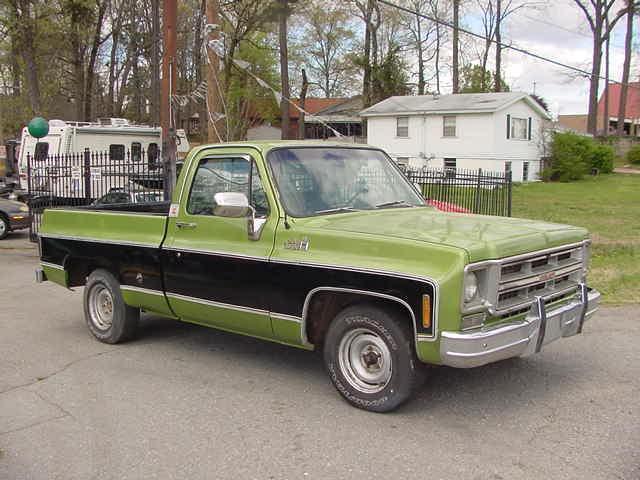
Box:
[17,118,189,192]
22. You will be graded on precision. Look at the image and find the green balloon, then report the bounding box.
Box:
[28,117,49,139]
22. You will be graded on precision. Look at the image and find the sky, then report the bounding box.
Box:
[477,0,638,117]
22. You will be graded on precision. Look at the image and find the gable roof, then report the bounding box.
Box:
[597,82,640,120]
[288,98,347,119]
[360,92,551,119]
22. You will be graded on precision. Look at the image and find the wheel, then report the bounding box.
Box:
[84,269,139,344]
[323,303,424,412]
[0,214,9,240]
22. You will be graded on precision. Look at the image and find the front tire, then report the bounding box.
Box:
[84,269,139,344]
[323,304,424,412]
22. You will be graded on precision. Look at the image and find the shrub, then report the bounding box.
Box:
[589,144,615,173]
[626,145,640,165]
[548,132,592,181]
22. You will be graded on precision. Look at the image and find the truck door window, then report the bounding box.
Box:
[187,157,269,217]
[131,142,142,162]
[34,142,49,161]
[109,144,125,161]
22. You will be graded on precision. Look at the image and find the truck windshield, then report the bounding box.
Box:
[267,147,425,217]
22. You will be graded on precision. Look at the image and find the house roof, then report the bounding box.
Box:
[597,82,640,120]
[289,98,347,119]
[360,92,551,119]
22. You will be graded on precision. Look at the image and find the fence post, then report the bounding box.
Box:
[83,148,91,201]
[27,153,34,241]
[474,168,482,214]
[507,170,513,217]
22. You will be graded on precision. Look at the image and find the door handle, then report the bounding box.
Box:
[176,221,197,229]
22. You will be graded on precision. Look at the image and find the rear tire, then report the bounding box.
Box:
[323,303,424,413]
[0,215,9,240]
[84,269,139,344]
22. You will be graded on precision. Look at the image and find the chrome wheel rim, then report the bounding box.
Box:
[338,328,392,394]
[88,284,114,331]
[0,218,6,236]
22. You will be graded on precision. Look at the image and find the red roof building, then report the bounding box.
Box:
[597,82,640,136]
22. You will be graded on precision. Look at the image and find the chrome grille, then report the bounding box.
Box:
[495,245,585,313]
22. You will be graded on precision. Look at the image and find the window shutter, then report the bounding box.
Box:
[506,114,511,139]
[528,117,532,140]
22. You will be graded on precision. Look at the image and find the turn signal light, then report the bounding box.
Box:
[422,295,431,329]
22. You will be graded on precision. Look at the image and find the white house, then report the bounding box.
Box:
[360,92,552,181]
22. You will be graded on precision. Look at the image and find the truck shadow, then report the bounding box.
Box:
[137,315,592,417]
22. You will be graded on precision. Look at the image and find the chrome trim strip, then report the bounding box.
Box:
[120,285,165,297]
[165,292,270,316]
[301,287,430,350]
[270,313,302,323]
[39,233,158,249]
[41,261,64,271]
[165,246,267,262]
[46,209,162,218]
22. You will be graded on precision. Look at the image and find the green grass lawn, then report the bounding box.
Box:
[512,173,640,304]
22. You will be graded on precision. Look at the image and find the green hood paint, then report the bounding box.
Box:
[300,207,589,263]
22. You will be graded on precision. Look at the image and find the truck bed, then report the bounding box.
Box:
[39,204,169,248]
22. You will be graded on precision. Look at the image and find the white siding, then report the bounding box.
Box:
[364,97,546,181]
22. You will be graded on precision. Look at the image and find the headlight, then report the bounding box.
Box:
[463,272,479,302]
[19,205,29,212]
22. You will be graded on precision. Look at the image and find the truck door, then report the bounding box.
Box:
[162,148,277,339]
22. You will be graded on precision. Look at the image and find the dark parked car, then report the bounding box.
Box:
[0,198,30,240]
[92,188,163,206]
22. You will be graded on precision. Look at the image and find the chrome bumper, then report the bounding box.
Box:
[440,285,601,368]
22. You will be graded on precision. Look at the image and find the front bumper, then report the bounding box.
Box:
[9,214,30,231]
[440,285,600,368]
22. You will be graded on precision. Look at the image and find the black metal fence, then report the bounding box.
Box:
[403,167,512,217]
[27,148,165,240]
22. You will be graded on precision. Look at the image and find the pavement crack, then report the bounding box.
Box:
[28,388,78,423]
[0,348,119,395]
[0,414,69,437]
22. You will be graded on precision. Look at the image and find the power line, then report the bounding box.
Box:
[377,0,639,90]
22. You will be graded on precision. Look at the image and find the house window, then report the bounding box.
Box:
[443,116,456,137]
[444,158,456,178]
[510,117,528,140]
[505,161,512,174]
[109,144,125,161]
[396,117,409,137]
[523,161,529,181]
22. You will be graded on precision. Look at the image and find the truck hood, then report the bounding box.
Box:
[304,208,588,262]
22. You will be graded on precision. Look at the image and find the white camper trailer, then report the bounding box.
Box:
[17,118,189,193]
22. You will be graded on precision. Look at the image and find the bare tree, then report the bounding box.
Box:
[278,0,291,139]
[616,0,636,136]
[571,0,637,135]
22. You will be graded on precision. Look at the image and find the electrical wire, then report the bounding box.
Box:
[377,0,639,90]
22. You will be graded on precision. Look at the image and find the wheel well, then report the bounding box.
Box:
[67,257,119,287]
[305,290,415,346]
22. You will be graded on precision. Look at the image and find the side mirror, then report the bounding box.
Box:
[213,192,251,218]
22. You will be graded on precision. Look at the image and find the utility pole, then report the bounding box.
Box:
[151,0,160,126]
[452,0,460,94]
[494,0,502,92]
[161,0,177,199]
[206,0,225,142]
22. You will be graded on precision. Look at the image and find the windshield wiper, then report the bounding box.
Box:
[314,206,359,215]
[375,200,414,209]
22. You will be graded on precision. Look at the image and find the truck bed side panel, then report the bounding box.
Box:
[39,208,174,316]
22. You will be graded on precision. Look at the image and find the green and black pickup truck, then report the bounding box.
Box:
[37,141,600,412]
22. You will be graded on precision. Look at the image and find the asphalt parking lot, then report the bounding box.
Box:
[1,230,639,480]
